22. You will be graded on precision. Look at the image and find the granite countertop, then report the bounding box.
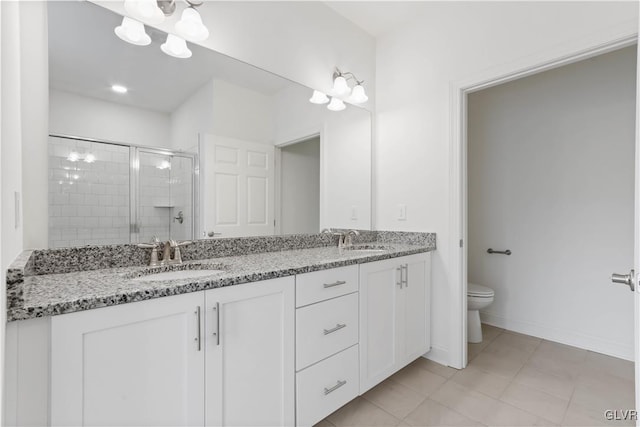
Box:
[8,241,434,321]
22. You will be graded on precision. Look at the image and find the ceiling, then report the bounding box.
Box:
[48,1,294,114]
[324,2,427,37]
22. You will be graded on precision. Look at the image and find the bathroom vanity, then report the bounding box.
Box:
[5,232,435,426]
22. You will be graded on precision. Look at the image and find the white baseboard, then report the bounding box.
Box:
[423,345,450,367]
[481,311,634,361]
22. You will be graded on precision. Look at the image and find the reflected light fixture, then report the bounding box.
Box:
[115,0,209,59]
[310,67,369,111]
[327,97,346,112]
[161,34,192,58]
[309,90,329,104]
[114,16,151,46]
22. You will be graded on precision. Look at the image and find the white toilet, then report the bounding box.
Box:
[467,283,495,343]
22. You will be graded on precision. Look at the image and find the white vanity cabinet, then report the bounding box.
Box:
[49,276,295,427]
[204,277,295,427]
[359,252,431,393]
[51,291,206,427]
[295,265,360,427]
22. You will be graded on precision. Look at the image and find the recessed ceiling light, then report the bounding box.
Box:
[111,84,128,94]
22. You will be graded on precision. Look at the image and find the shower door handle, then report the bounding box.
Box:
[611,269,635,292]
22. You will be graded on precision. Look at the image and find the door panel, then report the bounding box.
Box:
[404,255,430,363]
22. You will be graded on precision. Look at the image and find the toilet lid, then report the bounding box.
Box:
[468,283,494,297]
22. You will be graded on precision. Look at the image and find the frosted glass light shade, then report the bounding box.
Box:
[114,17,151,46]
[161,34,192,59]
[124,0,165,24]
[332,75,350,96]
[348,84,368,104]
[327,97,346,112]
[309,90,329,104]
[84,153,96,163]
[175,7,209,42]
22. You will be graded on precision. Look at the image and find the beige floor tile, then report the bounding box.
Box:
[583,351,634,382]
[451,365,511,399]
[404,399,484,426]
[481,324,504,342]
[469,342,529,379]
[468,342,488,362]
[362,378,426,419]
[410,356,458,379]
[499,382,569,424]
[327,397,401,427]
[314,419,336,427]
[533,340,587,364]
[389,363,448,397]
[526,352,583,382]
[493,330,542,354]
[512,364,575,400]
[482,401,543,426]
[430,381,498,423]
[562,401,634,426]
[572,372,635,415]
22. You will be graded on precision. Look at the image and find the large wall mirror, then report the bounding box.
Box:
[47,1,372,247]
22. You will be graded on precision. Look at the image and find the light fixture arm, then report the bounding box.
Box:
[333,68,364,86]
[156,0,203,17]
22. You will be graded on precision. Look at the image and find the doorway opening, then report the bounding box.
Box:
[276,135,321,235]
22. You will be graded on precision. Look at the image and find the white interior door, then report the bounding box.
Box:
[201,134,275,237]
[634,31,640,414]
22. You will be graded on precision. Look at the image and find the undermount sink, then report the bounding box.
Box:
[342,244,392,253]
[126,263,226,282]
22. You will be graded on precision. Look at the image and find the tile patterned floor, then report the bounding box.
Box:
[316,325,635,426]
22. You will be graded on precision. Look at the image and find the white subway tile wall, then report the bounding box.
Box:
[48,138,130,247]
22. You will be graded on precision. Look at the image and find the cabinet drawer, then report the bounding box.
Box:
[296,265,358,307]
[296,293,358,370]
[296,345,359,427]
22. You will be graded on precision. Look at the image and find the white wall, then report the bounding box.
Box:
[468,46,636,360]
[281,137,320,235]
[375,1,638,365]
[92,1,376,109]
[50,89,171,148]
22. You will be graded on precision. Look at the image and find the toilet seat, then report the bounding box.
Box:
[468,283,494,297]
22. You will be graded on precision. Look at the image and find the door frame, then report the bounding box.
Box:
[448,30,638,370]
[273,125,325,234]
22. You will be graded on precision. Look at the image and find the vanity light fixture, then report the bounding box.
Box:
[114,16,151,46]
[310,67,369,111]
[327,97,346,112]
[161,34,192,58]
[115,0,209,59]
[309,90,329,104]
[67,151,97,163]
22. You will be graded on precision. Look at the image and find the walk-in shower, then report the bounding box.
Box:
[48,135,196,248]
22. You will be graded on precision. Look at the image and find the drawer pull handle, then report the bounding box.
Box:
[324,380,347,395]
[324,323,347,335]
[323,280,346,288]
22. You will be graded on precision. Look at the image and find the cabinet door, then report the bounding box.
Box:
[205,277,295,427]
[359,257,402,393]
[402,253,431,364]
[51,292,205,427]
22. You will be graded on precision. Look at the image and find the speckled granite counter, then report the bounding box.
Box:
[7,231,436,321]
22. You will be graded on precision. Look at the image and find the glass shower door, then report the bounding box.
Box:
[134,149,194,244]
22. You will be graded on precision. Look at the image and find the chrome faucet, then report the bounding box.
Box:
[137,236,162,266]
[344,229,360,247]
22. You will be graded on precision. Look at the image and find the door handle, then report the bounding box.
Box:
[611,269,635,292]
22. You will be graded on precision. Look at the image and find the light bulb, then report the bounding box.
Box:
[114,16,151,46]
[332,75,350,96]
[67,151,80,162]
[124,0,165,24]
[327,97,346,112]
[84,153,96,163]
[161,34,192,59]
[111,84,128,94]
[175,7,209,42]
[309,90,329,104]
[348,84,368,104]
